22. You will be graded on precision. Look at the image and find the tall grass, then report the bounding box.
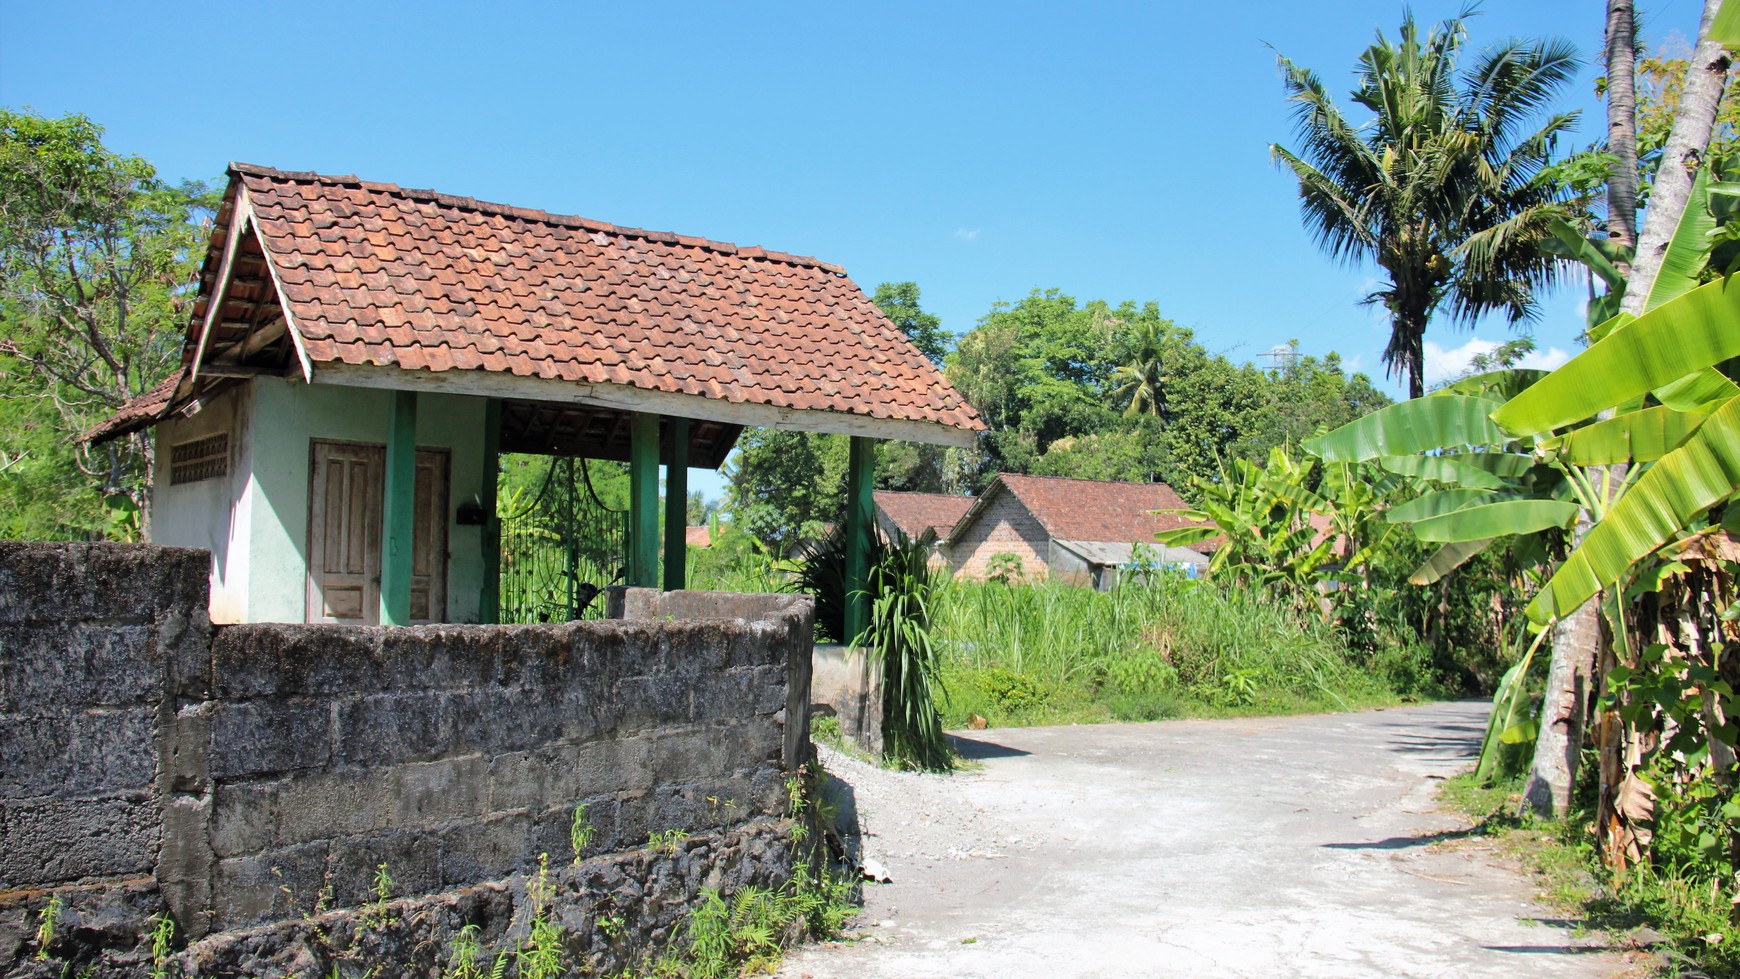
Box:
[931,575,1395,725]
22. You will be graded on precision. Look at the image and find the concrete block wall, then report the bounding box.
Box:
[950,491,1050,580]
[0,542,210,892]
[0,543,816,974]
[174,610,807,933]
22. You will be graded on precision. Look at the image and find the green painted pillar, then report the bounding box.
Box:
[479,398,502,624]
[843,435,876,644]
[380,390,419,626]
[663,416,690,592]
[629,411,660,587]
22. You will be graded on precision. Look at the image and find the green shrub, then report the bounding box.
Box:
[976,667,1048,713]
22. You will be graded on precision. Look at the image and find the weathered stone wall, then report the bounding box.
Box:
[0,545,816,976]
[0,542,210,891]
[173,613,801,935]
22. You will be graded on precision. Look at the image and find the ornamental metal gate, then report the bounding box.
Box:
[498,456,629,622]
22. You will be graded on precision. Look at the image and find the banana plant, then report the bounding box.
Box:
[1310,157,1740,824]
[1304,379,1578,586]
[1154,446,1400,617]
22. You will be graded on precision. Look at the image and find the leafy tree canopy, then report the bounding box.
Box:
[728,285,1390,547]
[0,108,216,538]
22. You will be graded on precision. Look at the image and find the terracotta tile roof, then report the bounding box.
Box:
[230,164,983,434]
[873,490,973,541]
[684,526,712,548]
[82,371,184,443]
[952,473,1218,555]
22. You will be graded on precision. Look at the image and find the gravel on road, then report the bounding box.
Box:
[781,701,1636,979]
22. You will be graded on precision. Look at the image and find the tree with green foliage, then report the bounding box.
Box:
[1272,11,1581,398]
[872,281,949,365]
[945,291,1163,489]
[726,427,841,549]
[1233,350,1390,461]
[0,109,215,537]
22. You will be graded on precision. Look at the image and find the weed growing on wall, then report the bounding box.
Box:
[570,803,595,865]
[148,913,176,979]
[363,863,395,930]
[33,894,62,960]
[646,829,687,856]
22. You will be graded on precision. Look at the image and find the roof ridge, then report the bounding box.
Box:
[228,162,846,275]
[873,489,972,499]
[996,472,1173,489]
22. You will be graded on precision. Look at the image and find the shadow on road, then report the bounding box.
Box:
[1321,829,1472,850]
[948,733,1034,760]
[1482,946,1613,956]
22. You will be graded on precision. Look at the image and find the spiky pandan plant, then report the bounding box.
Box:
[864,532,952,771]
[790,526,951,769]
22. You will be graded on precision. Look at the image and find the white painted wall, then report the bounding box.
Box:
[151,377,491,624]
[151,382,255,623]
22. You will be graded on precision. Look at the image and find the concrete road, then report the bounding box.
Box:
[780,701,1633,979]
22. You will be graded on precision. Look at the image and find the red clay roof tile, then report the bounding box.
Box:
[219,164,981,434]
[952,474,1219,555]
[873,491,975,541]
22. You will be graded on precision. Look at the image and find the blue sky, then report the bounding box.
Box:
[0,1,1698,501]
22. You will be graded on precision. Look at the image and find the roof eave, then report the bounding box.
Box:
[309,361,983,448]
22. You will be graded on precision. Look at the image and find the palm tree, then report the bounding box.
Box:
[1271,10,1580,399]
[1109,319,1169,421]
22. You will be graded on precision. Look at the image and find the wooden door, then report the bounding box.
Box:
[307,441,449,624]
[409,449,448,622]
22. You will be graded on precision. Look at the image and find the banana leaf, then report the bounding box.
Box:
[1381,453,1534,489]
[1528,393,1740,623]
[1409,499,1580,542]
[1385,489,1504,524]
[1542,403,1718,465]
[1409,538,1493,585]
[1644,165,1716,313]
[1434,368,1550,403]
[1653,366,1740,411]
[1585,310,1634,344]
[1718,0,1740,46]
[1305,395,1505,462]
[1493,277,1740,437]
[1154,523,1219,547]
[1474,626,1551,782]
[1543,216,1626,291]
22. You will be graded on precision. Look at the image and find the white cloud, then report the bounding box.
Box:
[1422,337,1571,386]
[953,228,981,241]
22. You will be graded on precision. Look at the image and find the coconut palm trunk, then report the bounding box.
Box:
[1519,0,1733,820]
[1626,0,1734,306]
[1605,0,1640,268]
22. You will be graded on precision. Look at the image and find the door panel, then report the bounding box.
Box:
[307,442,384,624]
[410,450,448,623]
[306,441,449,624]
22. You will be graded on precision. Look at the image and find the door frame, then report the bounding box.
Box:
[305,438,450,625]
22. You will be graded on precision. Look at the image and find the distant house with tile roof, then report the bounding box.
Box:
[88,164,982,625]
[872,490,974,566]
[946,474,1214,589]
